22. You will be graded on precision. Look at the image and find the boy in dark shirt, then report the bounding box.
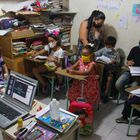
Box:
[115,42,140,98]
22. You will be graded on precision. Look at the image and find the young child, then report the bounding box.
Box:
[67,45,100,105]
[31,34,58,57]
[32,34,64,93]
[94,36,120,103]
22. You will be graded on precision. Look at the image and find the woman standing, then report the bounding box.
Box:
[78,10,106,56]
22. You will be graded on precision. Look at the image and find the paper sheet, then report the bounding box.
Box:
[34,55,48,60]
[1,0,35,12]
[129,66,140,76]
[0,29,12,36]
[130,88,140,97]
[96,55,112,64]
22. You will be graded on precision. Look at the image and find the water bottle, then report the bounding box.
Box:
[50,98,60,120]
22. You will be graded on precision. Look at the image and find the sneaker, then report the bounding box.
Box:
[116,117,128,123]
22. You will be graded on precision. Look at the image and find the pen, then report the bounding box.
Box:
[23,115,36,121]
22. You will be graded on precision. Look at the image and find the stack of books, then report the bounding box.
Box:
[12,42,27,56]
[49,0,62,12]
[46,24,60,34]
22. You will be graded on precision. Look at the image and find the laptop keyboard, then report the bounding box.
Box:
[0,101,21,120]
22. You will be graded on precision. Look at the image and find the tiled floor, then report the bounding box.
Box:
[0,93,139,140]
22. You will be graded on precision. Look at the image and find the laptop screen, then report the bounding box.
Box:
[6,71,38,106]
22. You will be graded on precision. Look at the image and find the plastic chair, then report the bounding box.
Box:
[127,104,140,136]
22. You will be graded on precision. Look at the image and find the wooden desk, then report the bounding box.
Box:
[55,69,87,110]
[55,69,87,94]
[2,100,79,140]
[24,57,45,76]
[55,69,87,81]
[137,133,140,140]
[125,86,140,92]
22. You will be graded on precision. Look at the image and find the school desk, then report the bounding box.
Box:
[55,69,88,110]
[2,100,79,140]
[24,57,46,76]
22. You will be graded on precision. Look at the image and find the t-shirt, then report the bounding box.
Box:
[127,46,140,66]
[44,45,50,52]
[50,47,64,59]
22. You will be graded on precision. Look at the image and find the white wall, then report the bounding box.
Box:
[69,0,140,57]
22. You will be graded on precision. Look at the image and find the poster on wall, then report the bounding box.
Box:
[132,4,140,22]
[97,0,124,11]
[132,4,140,16]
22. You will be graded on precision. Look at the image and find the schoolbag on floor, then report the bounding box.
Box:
[69,101,94,135]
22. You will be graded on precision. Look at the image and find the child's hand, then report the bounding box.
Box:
[48,56,58,62]
[127,60,134,66]
[111,60,116,64]
[95,75,100,80]
[4,73,8,80]
[128,94,135,99]
[66,68,70,73]
[69,69,74,74]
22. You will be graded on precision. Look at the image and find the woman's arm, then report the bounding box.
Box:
[69,63,94,75]
[79,21,88,46]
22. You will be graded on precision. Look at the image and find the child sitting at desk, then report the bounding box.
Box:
[32,34,64,93]
[67,45,100,105]
[31,34,59,57]
[94,36,120,103]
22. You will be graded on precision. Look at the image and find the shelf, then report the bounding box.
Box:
[11,29,35,40]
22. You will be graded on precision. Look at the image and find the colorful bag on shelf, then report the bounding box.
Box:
[69,100,94,135]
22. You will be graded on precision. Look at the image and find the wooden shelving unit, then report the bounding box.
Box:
[0,29,35,74]
[0,0,76,75]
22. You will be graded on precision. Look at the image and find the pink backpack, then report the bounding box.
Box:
[69,101,94,135]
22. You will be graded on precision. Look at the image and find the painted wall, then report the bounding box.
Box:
[69,0,140,58]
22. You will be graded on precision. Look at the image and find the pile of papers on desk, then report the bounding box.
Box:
[130,88,140,97]
[129,66,140,76]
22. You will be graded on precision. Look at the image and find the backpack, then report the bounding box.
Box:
[0,19,13,29]
[69,100,94,135]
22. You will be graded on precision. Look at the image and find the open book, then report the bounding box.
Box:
[129,66,140,76]
[34,55,48,60]
[96,55,112,64]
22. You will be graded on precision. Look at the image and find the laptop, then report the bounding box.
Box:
[0,71,38,129]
